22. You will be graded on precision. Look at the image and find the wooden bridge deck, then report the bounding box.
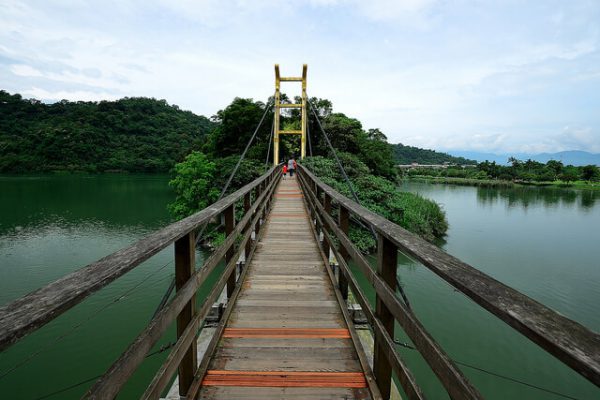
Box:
[198,177,372,399]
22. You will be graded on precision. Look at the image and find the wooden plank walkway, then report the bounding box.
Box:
[198,177,373,399]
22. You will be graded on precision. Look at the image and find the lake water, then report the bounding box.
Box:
[0,175,182,399]
[1,176,599,399]
[392,182,600,399]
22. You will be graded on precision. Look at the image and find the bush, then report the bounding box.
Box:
[302,154,447,252]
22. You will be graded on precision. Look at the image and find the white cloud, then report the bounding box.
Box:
[22,87,121,102]
[10,64,43,77]
[353,0,437,21]
[1,0,599,154]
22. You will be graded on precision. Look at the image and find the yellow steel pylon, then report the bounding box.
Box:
[273,64,307,166]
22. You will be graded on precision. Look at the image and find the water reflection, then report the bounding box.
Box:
[0,174,174,235]
[475,186,598,210]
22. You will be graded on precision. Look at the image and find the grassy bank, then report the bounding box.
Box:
[406,175,600,190]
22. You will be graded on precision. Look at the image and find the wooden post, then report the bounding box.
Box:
[315,186,322,238]
[373,234,398,399]
[255,185,262,237]
[322,193,332,259]
[174,231,197,396]
[244,192,251,260]
[338,206,349,301]
[224,205,235,298]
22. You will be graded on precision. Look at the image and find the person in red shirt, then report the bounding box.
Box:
[282,164,288,179]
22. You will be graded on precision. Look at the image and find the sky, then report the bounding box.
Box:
[1,0,600,154]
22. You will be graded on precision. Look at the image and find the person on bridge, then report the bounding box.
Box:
[282,164,287,179]
[288,158,295,177]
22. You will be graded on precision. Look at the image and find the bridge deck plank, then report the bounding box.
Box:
[197,177,372,399]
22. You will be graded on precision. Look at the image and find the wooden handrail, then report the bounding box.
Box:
[84,170,280,398]
[303,180,426,400]
[298,170,481,399]
[298,164,600,390]
[0,166,278,352]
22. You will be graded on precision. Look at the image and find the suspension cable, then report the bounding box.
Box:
[265,117,275,167]
[30,341,177,400]
[306,114,313,157]
[195,95,274,247]
[393,340,582,400]
[307,97,364,210]
[153,96,274,319]
[0,259,174,380]
[307,96,413,310]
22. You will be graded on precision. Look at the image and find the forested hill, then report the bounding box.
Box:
[0,90,214,173]
[393,143,477,165]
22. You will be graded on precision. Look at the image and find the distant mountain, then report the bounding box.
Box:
[447,150,600,166]
[393,143,477,165]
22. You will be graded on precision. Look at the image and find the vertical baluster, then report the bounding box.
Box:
[338,205,349,301]
[224,204,235,298]
[315,186,322,239]
[322,193,332,259]
[174,231,197,396]
[244,192,251,260]
[255,184,262,237]
[373,234,398,399]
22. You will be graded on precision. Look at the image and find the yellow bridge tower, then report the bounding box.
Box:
[273,64,307,166]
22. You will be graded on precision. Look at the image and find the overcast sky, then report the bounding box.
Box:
[1,0,599,153]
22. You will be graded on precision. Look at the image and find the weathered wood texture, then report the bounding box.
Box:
[175,232,198,396]
[0,167,279,351]
[196,177,374,400]
[298,165,600,389]
[299,169,480,399]
[373,235,397,400]
[85,169,281,399]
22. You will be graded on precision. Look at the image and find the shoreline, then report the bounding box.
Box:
[404,175,600,191]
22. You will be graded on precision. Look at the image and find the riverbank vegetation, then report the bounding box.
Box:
[405,158,600,190]
[0,90,214,173]
[167,95,448,251]
[302,155,448,251]
[1,89,448,249]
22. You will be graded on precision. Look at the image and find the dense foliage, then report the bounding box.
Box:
[393,143,477,165]
[1,89,450,250]
[0,90,214,172]
[406,157,600,185]
[302,154,448,252]
[166,94,448,252]
[167,94,402,219]
[168,152,265,220]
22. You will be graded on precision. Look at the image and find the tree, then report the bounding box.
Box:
[301,154,448,251]
[0,90,214,173]
[581,165,600,181]
[168,152,219,219]
[546,160,564,178]
[559,167,580,184]
[205,97,272,160]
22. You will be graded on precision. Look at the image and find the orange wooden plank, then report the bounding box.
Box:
[202,371,367,388]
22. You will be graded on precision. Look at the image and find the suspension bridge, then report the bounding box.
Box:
[0,65,599,400]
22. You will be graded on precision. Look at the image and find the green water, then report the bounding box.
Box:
[1,176,599,399]
[0,174,189,399]
[385,182,600,399]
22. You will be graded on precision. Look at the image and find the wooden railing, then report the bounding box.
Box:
[297,164,600,400]
[0,166,281,399]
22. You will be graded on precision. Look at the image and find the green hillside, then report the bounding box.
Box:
[393,143,476,165]
[0,90,214,173]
